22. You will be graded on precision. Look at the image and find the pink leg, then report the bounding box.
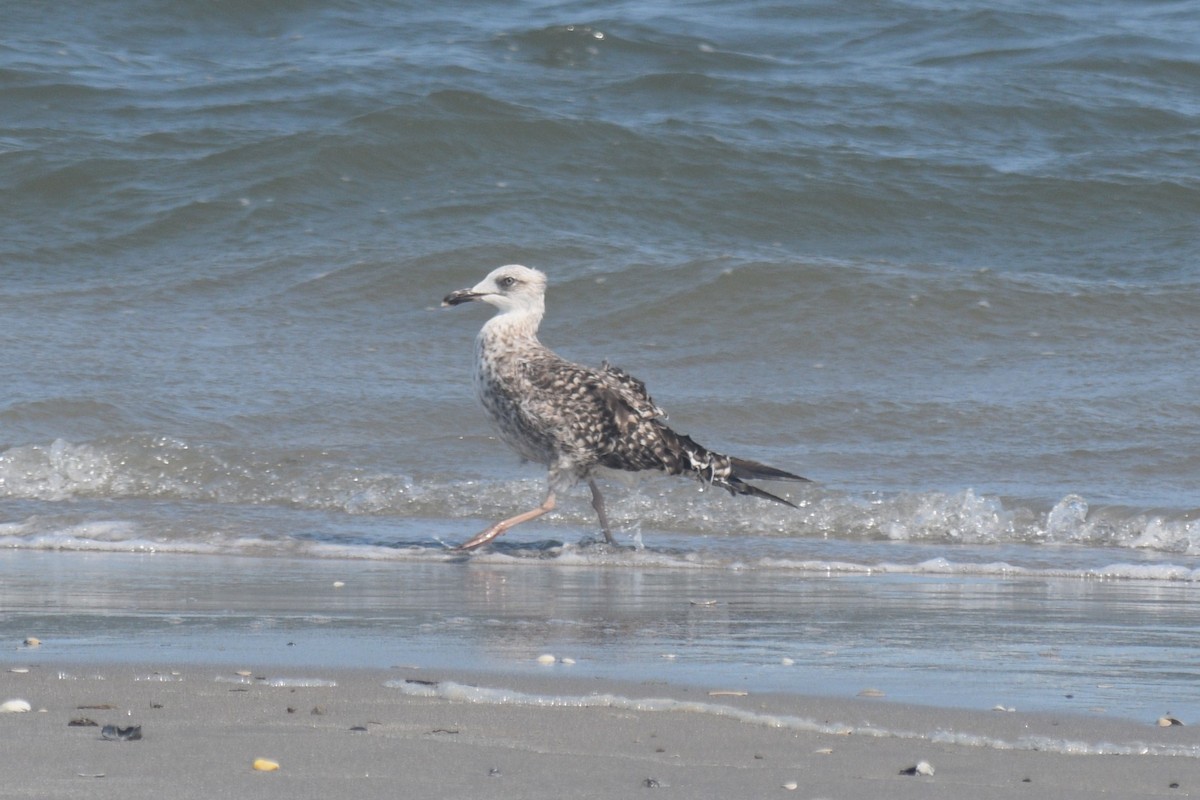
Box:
[455,492,557,551]
[588,478,617,545]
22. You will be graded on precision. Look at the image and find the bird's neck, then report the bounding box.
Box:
[479,305,544,348]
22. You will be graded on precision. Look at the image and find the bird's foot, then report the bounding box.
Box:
[454,524,505,552]
[577,532,639,553]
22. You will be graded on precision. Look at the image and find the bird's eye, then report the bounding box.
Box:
[498,276,517,288]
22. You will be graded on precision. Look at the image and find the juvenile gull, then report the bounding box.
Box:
[442,265,808,550]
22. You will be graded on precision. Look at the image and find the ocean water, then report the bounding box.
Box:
[2,0,1198,718]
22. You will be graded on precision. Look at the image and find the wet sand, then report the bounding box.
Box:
[3,662,1198,800]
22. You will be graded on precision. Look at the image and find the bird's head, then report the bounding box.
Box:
[443,265,547,316]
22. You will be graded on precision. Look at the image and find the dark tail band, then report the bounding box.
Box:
[729,456,810,484]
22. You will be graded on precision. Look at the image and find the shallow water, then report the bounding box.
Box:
[3,551,1197,725]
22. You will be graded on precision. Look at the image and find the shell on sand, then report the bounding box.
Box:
[0,700,32,713]
[253,758,280,772]
[900,760,935,776]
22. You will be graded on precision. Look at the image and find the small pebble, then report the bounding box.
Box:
[643,778,660,788]
[536,654,556,665]
[780,657,795,666]
[0,700,32,713]
[23,637,40,647]
[900,760,935,776]
[235,670,253,677]
[100,725,142,741]
[9,668,29,674]
[1159,716,1184,727]
[708,690,748,697]
[992,705,1016,713]
[782,781,798,790]
[252,758,279,772]
[858,688,886,698]
[332,581,345,588]
[560,657,576,665]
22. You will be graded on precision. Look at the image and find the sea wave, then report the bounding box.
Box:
[1,437,1197,570]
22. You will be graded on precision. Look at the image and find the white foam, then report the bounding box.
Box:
[3,440,1199,573]
[266,677,337,688]
[384,679,1200,758]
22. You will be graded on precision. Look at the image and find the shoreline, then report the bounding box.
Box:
[3,660,1199,799]
[4,548,1200,726]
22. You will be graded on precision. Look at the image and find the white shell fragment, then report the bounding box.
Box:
[23,637,40,647]
[0,700,33,713]
[782,780,798,790]
[1158,716,1184,727]
[900,760,935,776]
[535,654,556,665]
[858,688,886,698]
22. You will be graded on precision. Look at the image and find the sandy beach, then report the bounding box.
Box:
[3,550,1200,799]
[3,661,1198,800]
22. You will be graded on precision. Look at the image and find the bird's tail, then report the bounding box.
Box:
[667,430,810,508]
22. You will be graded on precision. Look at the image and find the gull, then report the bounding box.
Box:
[442,265,808,550]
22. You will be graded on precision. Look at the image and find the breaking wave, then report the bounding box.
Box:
[2,438,1197,578]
